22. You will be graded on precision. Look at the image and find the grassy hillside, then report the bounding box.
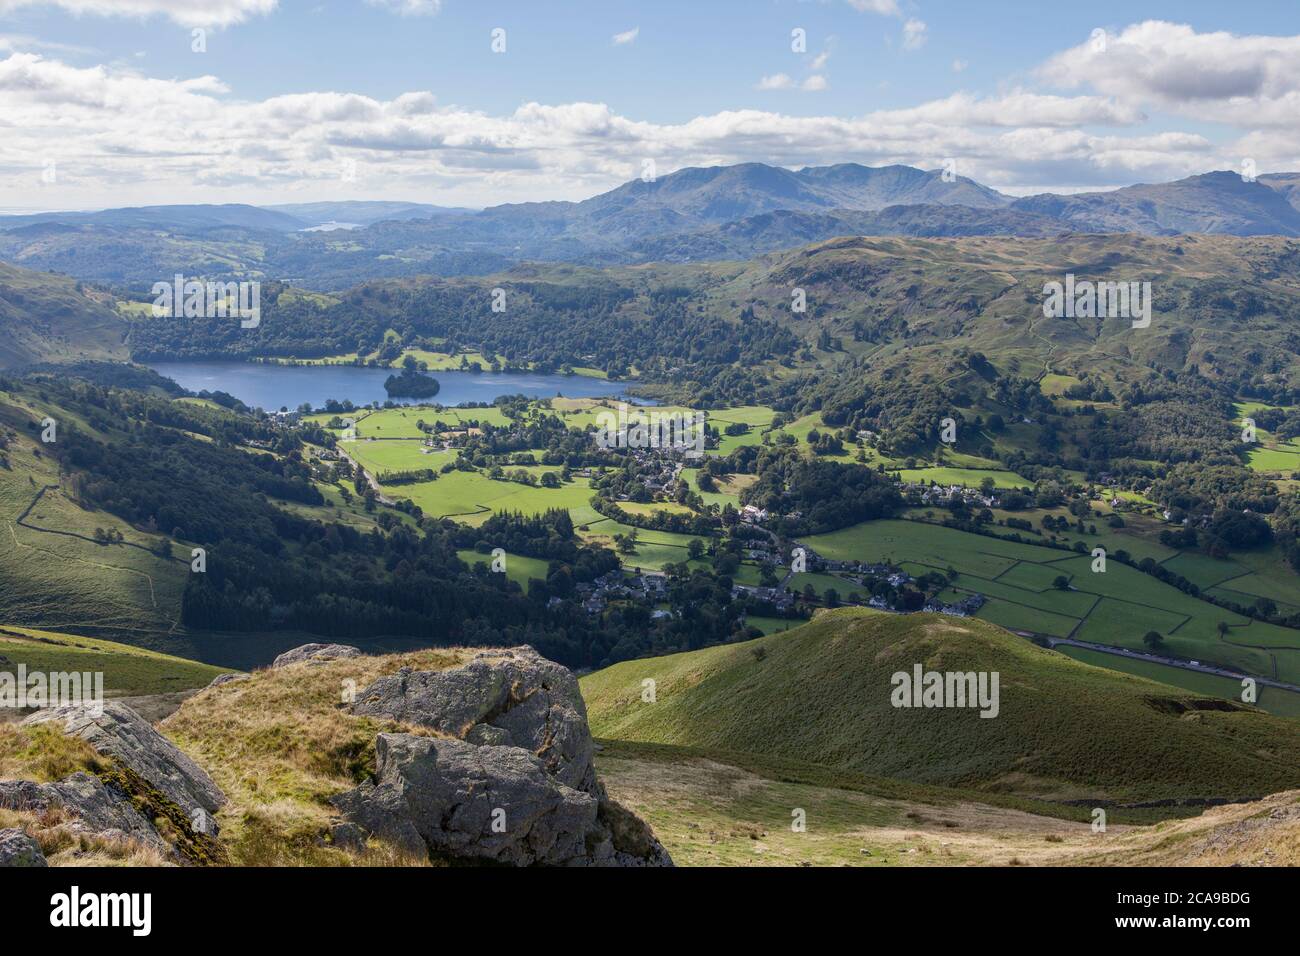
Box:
[580,608,1300,804]
[0,626,226,697]
[0,262,127,367]
[0,394,189,643]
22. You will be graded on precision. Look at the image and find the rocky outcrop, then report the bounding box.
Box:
[0,828,46,867]
[207,672,249,688]
[23,702,225,831]
[333,734,598,865]
[352,646,594,790]
[0,773,167,852]
[271,643,362,668]
[335,646,671,867]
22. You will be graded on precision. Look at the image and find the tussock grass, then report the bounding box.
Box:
[0,722,103,782]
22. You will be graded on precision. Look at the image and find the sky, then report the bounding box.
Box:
[0,0,1297,211]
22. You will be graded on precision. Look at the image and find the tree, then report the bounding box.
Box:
[823,588,840,608]
[687,538,705,560]
[1052,575,1070,590]
[1142,631,1164,650]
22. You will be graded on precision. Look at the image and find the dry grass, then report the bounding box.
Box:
[0,803,173,867]
[161,646,475,866]
[597,751,1300,867]
[0,722,103,782]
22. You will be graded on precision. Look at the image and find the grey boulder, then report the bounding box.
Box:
[206,672,249,688]
[23,702,225,825]
[336,646,672,866]
[333,733,597,866]
[271,643,362,668]
[0,828,46,867]
[352,645,594,790]
[0,773,168,852]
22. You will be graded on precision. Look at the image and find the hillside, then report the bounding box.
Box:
[0,384,190,644]
[0,203,306,233]
[129,231,1300,408]
[1012,171,1300,237]
[580,609,1300,804]
[0,626,226,701]
[0,262,126,367]
[4,632,1295,869]
[595,741,1300,866]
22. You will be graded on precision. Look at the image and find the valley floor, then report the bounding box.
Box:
[597,745,1300,867]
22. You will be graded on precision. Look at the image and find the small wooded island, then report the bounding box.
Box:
[384,357,441,398]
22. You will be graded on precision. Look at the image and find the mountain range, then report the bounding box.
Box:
[4,164,1300,291]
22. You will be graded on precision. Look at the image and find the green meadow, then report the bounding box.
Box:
[340,440,452,476]
[389,470,600,525]
[455,549,552,588]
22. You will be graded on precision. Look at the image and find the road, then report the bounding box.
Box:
[335,444,396,505]
[1042,636,1300,695]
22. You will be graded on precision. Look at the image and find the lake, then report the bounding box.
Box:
[148,361,643,411]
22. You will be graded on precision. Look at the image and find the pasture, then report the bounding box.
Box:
[802,519,1300,685]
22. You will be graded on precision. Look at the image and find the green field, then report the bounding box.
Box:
[790,571,857,596]
[802,519,1300,685]
[895,467,1030,489]
[1055,645,1300,719]
[389,470,599,524]
[578,517,700,571]
[307,404,511,438]
[455,549,552,588]
[340,440,452,476]
[743,615,806,636]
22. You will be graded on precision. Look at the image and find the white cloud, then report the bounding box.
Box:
[365,0,442,14]
[810,50,831,70]
[951,59,967,73]
[1039,20,1300,127]
[902,19,927,51]
[1,25,1294,211]
[877,90,1144,128]
[612,27,639,46]
[0,0,277,27]
[0,32,98,55]
[846,0,900,15]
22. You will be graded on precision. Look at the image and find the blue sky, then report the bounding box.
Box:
[0,0,1297,209]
